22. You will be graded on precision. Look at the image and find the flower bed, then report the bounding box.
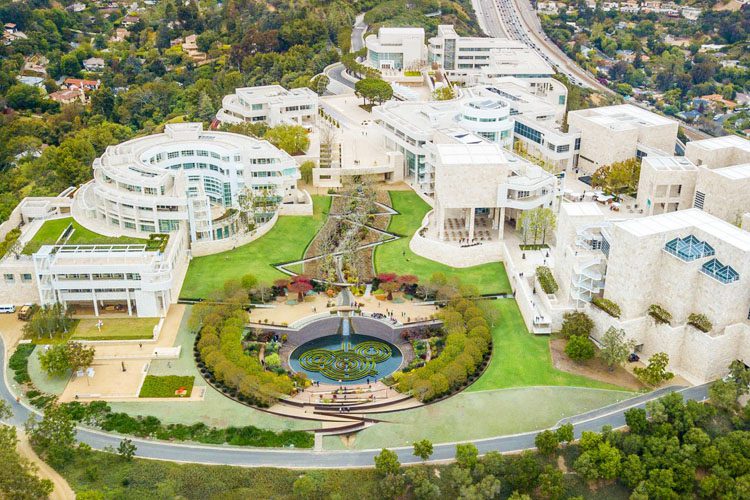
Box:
[591,297,621,318]
[536,266,559,294]
[139,375,195,398]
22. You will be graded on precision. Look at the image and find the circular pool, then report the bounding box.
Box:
[289,333,403,385]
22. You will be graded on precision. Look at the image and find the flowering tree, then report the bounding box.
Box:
[287,276,313,301]
[380,281,400,300]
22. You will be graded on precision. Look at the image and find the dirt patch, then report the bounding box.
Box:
[550,338,644,391]
[557,455,569,473]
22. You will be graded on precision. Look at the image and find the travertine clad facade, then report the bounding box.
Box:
[552,203,750,383]
[75,123,300,243]
[567,104,679,173]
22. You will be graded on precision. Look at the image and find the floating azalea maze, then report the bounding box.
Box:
[291,333,401,384]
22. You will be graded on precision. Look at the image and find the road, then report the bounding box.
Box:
[477,0,712,140]
[1,337,711,468]
[352,14,367,52]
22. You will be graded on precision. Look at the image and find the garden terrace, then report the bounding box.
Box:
[374,191,512,295]
[22,217,148,255]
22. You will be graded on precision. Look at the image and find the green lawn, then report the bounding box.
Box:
[139,375,195,398]
[180,195,330,299]
[469,299,628,391]
[72,317,158,341]
[374,191,511,294]
[23,218,147,255]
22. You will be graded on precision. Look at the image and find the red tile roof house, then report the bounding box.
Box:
[49,89,85,105]
[63,78,101,92]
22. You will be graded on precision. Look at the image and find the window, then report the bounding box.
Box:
[3,274,13,283]
[167,151,179,159]
[21,273,32,283]
[601,234,610,257]
[514,122,542,144]
[574,138,581,150]
[558,95,566,105]
[251,103,263,111]
[664,235,714,262]
[701,258,739,284]
[694,191,705,210]
[556,145,570,153]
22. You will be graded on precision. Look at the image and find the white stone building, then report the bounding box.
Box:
[73,123,303,244]
[365,27,426,70]
[552,203,750,384]
[428,25,554,84]
[567,104,679,173]
[636,135,750,227]
[216,85,318,130]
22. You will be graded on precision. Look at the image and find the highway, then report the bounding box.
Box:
[1,336,711,468]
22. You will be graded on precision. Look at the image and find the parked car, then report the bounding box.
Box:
[17,304,34,321]
[0,304,16,314]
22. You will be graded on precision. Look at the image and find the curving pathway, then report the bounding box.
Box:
[2,336,710,468]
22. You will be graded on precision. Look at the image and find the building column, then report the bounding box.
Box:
[498,207,505,240]
[126,288,132,316]
[436,201,444,241]
[92,289,99,316]
[468,209,475,242]
[493,207,500,230]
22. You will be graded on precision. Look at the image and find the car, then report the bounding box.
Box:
[17,304,34,321]
[0,304,16,314]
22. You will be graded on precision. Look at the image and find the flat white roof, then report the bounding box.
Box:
[379,27,425,35]
[572,104,676,130]
[616,208,750,251]
[561,202,606,217]
[712,163,750,180]
[688,134,750,152]
[644,156,697,171]
[435,142,505,165]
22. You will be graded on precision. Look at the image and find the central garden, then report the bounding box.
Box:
[290,333,401,384]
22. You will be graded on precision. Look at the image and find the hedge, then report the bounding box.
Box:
[139,375,195,398]
[9,343,35,384]
[687,313,712,333]
[592,297,621,318]
[536,266,559,294]
[648,304,672,325]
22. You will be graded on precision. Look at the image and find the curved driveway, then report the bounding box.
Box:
[1,337,709,467]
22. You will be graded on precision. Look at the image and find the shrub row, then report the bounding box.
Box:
[688,313,712,333]
[591,297,621,318]
[59,401,313,448]
[192,294,294,407]
[396,297,492,402]
[536,266,559,294]
[648,304,672,325]
[9,343,35,384]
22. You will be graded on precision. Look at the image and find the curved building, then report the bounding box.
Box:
[458,97,513,143]
[75,123,300,243]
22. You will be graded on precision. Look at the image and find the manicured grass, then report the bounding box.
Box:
[180,195,330,299]
[374,191,511,294]
[22,217,147,255]
[469,299,628,391]
[139,375,195,398]
[71,318,158,341]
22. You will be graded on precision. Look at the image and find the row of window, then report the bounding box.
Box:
[56,273,142,281]
[3,273,32,283]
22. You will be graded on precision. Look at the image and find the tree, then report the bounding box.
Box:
[591,158,640,195]
[460,474,502,499]
[432,86,455,100]
[66,342,95,373]
[709,379,740,411]
[264,124,310,155]
[299,160,315,184]
[287,277,313,301]
[555,423,574,445]
[564,335,595,362]
[354,78,393,105]
[308,74,330,96]
[196,91,215,123]
[374,448,400,476]
[380,281,400,300]
[117,438,137,461]
[599,326,635,371]
[516,207,556,245]
[60,53,81,77]
[559,312,594,339]
[633,352,674,386]
[413,439,433,461]
[39,344,71,377]
[26,404,76,467]
[535,429,560,456]
[6,84,45,110]
[538,466,565,500]
[455,443,479,470]
[0,424,53,498]
[241,274,258,292]
[91,86,115,119]
[293,472,326,499]
[624,407,649,434]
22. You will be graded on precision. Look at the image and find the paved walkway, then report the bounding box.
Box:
[1,333,710,467]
